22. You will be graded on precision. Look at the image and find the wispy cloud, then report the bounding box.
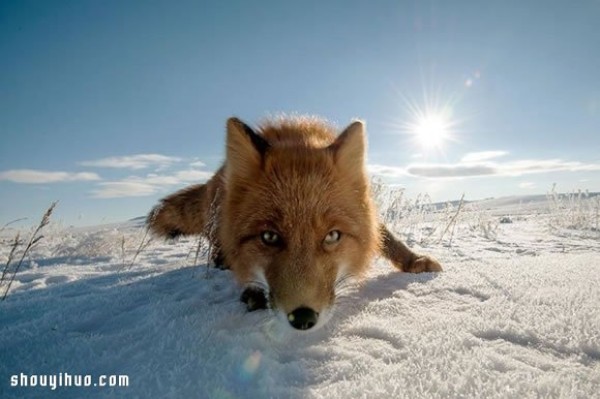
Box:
[499,159,600,175]
[0,169,101,184]
[460,151,508,163]
[91,182,158,198]
[90,169,213,198]
[367,164,407,178]
[189,160,206,168]
[0,154,214,197]
[405,159,600,179]
[370,154,600,180]
[519,182,536,189]
[80,154,182,170]
[172,169,213,181]
[406,164,496,178]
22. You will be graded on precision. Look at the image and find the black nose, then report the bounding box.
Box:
[287,307,319,330]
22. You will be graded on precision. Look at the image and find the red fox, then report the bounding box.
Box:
[148,116,442,331]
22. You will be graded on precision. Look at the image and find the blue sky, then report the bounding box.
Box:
[1,0,599,227]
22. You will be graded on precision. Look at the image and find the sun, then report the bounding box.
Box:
[399,96,458,153]
[394,87,462,154]
[412,112,451,150]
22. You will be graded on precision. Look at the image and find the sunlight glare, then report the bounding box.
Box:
[395,88,461,155]
[413,112,451,150]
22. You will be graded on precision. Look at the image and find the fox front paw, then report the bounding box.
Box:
[405,255,443,273]
[240,287,269,312]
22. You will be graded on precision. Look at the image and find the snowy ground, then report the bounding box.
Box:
[1,194,599,398]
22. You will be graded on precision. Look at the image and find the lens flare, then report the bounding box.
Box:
[238,351,262,382]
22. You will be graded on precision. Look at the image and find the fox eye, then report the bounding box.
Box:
[260,230,281,246]
[323,230,341,245]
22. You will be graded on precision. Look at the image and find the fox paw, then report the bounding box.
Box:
[405,255,443,273]
[240,287,269,312]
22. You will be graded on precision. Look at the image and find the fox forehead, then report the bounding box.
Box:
[264,146,337,178]
[241,187,362,240]
[242,155,364,226]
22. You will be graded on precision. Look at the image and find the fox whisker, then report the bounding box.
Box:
[334,273,358,295]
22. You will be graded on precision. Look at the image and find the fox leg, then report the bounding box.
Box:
[379,224,442,273]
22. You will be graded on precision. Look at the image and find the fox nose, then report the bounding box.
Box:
[287,307,319,330]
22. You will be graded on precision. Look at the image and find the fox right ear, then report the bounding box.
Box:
[226,117,270,174]
[329,120,366,168]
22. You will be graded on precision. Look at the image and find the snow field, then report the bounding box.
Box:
[1,196,599,398]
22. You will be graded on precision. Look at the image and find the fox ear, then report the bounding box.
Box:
[226,117,269,175]
[329,120,366,170]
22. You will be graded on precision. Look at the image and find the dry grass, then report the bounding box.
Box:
[0,233,22,285]
[119,227,153,272]
[437,194,465,247]
[547,184,600,234]
[372,179,469,247]
[1,202,57,301]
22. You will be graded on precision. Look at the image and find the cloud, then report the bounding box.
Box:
[91,182,158,198]
[404,159,600,179]
[499,159,600,176]
[370,154,600,180]
[90,169,214,198]
[80,154,182,170]
[173,169,214,181]
[519,182,536,189]
[189,160,206,168]
[406,164,496,178]
[367,164,407,178]
[460,151,508,163]
[0,169,101,184]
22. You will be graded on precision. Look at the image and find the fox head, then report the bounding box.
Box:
[220,117,379,331]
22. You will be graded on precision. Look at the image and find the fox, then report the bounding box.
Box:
[147,116,442,331]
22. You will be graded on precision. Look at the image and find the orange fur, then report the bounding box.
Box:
[147,116,441,326]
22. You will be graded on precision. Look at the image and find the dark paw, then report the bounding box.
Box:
[405,255,443,273]
[240,287,268,312]
[167,229,182,239]
[212,251,229,270]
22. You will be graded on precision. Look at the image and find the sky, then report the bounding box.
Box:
[1,0,599,227]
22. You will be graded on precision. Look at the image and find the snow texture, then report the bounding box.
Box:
[1,197,600,398]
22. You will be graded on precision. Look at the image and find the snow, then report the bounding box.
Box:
[1,196,599,398]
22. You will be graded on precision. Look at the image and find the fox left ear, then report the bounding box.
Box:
[329,120,367,170]
[225,117,270,181]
